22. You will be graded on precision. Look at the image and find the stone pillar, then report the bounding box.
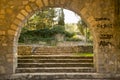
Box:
[114,0,120,74]
[0,34,16,79]
[93,17,117,74]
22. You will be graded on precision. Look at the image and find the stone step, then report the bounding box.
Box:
[35,51,73,52]
[18,55,93,59]
[11,73,115,79]
[18,63,93,68]
[18,59,93,63]
[34,53,74,55]
[16,67,95,73]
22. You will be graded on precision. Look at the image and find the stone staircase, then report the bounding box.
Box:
[14,54,117,79]
[32,46,78,55]
[16,55,94,73]
[15,55,101,79]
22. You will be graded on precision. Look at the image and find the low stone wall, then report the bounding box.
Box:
[77,46,93,53]
[18,45,93,55]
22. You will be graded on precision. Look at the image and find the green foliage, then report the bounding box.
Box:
[74,53,93,57]
[64,32,74,38]
[24,8,57,30]
[51,25,65,34]
[77,20,93,42]
[66,37,82,41]
[77,20,85,36]
[19,24,75,43]
[19,8,93,45]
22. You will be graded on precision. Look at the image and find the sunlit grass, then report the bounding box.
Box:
[74,53,94,57]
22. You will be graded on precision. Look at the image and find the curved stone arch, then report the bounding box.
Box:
[12,0,94,43]
[10,0,96,74]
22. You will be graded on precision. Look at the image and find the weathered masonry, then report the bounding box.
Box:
[0,0,120,79]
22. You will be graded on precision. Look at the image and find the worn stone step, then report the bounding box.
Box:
[18,59,93,63]
[18,55,93,59]
[11,73,116,79]
[34,53,74,55]
[18,63,93,68]
[16,67,95,73]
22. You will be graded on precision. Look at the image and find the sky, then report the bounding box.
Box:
[63,9,81,24]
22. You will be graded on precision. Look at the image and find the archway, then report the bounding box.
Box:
[0,0,118,79]
[12,1,96,74]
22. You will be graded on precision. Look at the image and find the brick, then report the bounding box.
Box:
[0,15,4,19]
[0,9,5,14]
[80,8,87,15]
[6,8,13,14]
[36,0,43,8]
[10,24,18,30]
[20,9,28,16]
[60,0,66,5]
[0,30,5,35]
[43,0,49,6]
[29,0,36,2]
[8,30,15,36]
[22,1,29,5]
[0,66,5,74]
[17,13,25,20]
[13,19,21,25]
[25,5,32,13]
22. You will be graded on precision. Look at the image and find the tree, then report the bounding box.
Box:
[77,20,88,42]
[24,8,57,30]
[58,8,65,26]
[77,20,85,36]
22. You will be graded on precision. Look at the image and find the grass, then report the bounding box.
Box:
[74,53,94,57]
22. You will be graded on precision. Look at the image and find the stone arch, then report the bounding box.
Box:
[10,0,96,74]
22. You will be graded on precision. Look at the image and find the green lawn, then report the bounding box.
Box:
[74,53,94,57]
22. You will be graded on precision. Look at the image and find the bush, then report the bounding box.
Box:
[19,25,75,43]
[51,25,65,34]
[66,37,82,41]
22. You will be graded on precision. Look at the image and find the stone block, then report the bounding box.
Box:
[0,15,5,19]
[17,13,25,20]
[0,66,5,74]
[6,54,13,61]
[13,19,21,25]
[60,0,66,5]
[2,43,7,46]
[10,24,18,31]
[21,9,28,16]
[29,0,36,2]
[22,1,29,5]
[29,2,39,11]
[25,5,32,13]
[0,30,5,35]
[43,0,49,6]
[36,0,43,8]
[87,16,94,23]
[8,30,15,36]
[6,8,13,14]
[0,9,5,14]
